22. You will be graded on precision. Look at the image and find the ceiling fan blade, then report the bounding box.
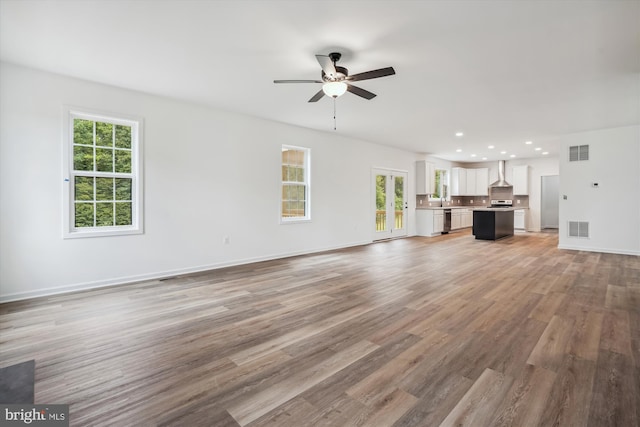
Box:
[347,67,396,82]
[315,55,337,78]
[274,79,323,84]
[308,89,325,103]
[347,84,377,100]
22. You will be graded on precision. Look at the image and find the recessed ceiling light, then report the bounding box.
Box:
[471,154,477,157]
[534,147,542,151]
[500,151,507,154]
[488,145,495,149]
[455,132,464,137]
[510,154,516,158]
[525,141,533,145]
[456,148,462,152]
[482,157,487,160]
[542,151,549,155]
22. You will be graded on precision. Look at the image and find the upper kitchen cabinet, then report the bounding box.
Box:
[450,167,467,196]
[416,160,435,195]
[452,167,488,196]
[512,165,529,195]
[475,168,489,195]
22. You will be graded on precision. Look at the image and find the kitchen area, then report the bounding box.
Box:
[415,160,531,240]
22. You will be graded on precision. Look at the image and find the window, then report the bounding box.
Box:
[63,107,143,238]
[430,169,449,200]
[281,145,310,222]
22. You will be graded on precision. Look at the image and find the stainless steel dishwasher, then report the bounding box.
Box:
[442,209,452,234]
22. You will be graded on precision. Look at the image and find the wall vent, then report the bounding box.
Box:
[569,145,589,162]
[568,221,589,238]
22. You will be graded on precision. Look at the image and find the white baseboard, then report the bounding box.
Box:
[0,240,372,303]
[557,244,640,256]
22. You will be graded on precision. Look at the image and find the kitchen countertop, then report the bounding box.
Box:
[417,206,529,211]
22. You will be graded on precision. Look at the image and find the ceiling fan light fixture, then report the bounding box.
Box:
[322,81,347,98]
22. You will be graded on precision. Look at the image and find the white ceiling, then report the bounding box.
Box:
[1,0,639,162]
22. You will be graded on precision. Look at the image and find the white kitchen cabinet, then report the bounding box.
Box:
[416,209,444,236]
[513,165,529,195]
[451,210,462,229]
[452,168,488,196]
[416,161,435,195]
[451,167,467,196]
[514,209,526,229]
[466,169,476,196]
[462,209,473,227]
[450,208,472,230]
[433,211,444,233]
[475,168,489,196]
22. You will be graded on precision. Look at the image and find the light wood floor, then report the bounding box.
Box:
[1,230,638,426]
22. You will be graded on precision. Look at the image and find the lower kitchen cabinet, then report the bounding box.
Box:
[451,209,473,230]
[416,209,444,236]
[514,209,526,230]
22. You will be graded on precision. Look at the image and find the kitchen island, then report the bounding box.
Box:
[472,208,515,240]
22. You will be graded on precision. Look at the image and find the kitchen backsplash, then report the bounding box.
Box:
[416,195,529,208]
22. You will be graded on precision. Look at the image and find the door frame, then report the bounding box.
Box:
[372,167,409,241]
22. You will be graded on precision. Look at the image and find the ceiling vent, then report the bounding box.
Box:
[568,221,589,238]
[569,145,589,162]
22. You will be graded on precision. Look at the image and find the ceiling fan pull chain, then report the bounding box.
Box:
[333,97,337,131]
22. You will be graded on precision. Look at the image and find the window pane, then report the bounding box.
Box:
[74,146,94,171]
[115,125,131,149]
[96,177,114,201]
[115,202,132,225]
[115,150,132,173]
[115,178,132,201]
[75,203,94,227]
[75,176,94,201]
[96,202,114,226]
[96,148,113,172]
[74,119,93,145]
[96,122,113,147]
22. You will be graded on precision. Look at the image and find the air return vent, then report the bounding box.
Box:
[568,221,589,238]
[569,145,589,162]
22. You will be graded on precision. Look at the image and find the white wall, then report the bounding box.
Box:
[0,62,419,301]
[558,125,640,255]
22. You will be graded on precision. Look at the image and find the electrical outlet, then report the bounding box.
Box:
[517,200,521,204]
[223,236,230,244]
[419,199,423,205]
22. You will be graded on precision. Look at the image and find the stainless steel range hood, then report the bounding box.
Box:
[489,160,512,188]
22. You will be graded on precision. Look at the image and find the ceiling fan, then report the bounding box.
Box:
[274,52,396,102]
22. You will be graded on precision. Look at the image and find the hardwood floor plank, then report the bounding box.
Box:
[538,353,596,427]
[355,388,418,426]
[600,308,633,356]
[565,306,604,362]
[587,349,638,427]
[227,340,379,426]
[527,314,575,372]
[489,363,556,427]
[529,291,567,323]
[439,368,513,427]
[346,329,450,406]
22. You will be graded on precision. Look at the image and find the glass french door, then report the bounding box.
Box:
[373,169,408,240]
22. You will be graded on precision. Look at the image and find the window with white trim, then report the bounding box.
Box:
[281,145,310,222]
[63,107,143,238]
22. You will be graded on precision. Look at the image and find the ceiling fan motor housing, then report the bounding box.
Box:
[322,66,348,82]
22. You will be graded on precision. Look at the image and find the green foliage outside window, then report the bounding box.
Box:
[432,169,448,199]
[72,118,133,228]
